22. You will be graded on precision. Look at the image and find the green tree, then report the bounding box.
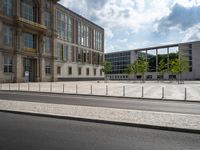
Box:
[169,57,189,83]
[137,56,148,82]
[102,61,112,81]
[158,58,168,80]
[124,61,138,80]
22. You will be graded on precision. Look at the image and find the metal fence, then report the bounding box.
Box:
[0,82,199,102]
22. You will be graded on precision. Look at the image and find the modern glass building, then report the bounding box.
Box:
[105,41,200,80]
[0,0,104,83]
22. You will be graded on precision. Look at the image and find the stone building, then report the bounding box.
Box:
[0,0,104,83]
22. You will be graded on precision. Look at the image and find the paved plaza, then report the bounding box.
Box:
[1,81,200,101]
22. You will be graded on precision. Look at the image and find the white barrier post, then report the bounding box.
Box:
[162,87,164,99]
[185,88,187,101]
[63,84,65,93]
[141,86,144,98]
[106,85,108,96]
[91,85,93,95]
[123,86,125,97]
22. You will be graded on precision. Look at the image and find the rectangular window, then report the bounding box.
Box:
[57,42,62,60]
[63,45,68,61]
[94,69,96,76]
[4,26,13,46]
[23,32,35,49]
[100,69,103,76]
[57,66,61,75]
[21,2,34,21]
[93,29,102,51]
[44,37,50,53]
[78,22,89,47]
[78,67,82,75]
[4,56,13,73]
[45,59,51,74]
[68,67,72,75]
[45,12,51,29]
[3,0,13,16]
[86,68,89,76]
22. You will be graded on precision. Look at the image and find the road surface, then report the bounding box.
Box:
[0,111,200,150]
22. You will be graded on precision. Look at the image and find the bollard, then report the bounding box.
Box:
[106,85,108,96]
[76,84,78,94]
[162,87,164,99]
[123,86,125,97]
[9,83,11,91]
[63,84,65,93]
[184,88,187,101]
[39,83,41,92]
[91,85,93,95]
[0,84,2,91]
[141,86,144,98]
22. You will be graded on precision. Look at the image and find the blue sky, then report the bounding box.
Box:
[59,0,200,52]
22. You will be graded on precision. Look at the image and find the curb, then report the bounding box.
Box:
[1,90,200,103]
[1,109,200,134]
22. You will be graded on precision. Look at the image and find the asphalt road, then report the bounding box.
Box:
[0,91,200,114]
[0,111,200,150]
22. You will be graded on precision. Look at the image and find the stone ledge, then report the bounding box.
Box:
[0,99,200,131]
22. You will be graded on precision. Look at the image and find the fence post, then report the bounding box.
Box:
[76,84,78,94]
[50,83,52,92]
[184,88,187,101]
[63,84,65,93]
[141,86,144,98]
[162,87,164,99]
[39,83,41,92]
[18,83,20,91]
[106,85,108,96]
[9,83,11,91]
[91,85,93,95]
[123,86,125,97]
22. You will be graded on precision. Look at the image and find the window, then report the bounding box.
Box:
[4,56,12,73]
[63,45,68,61]
[44,37,50,53]
[94,29,102,51]
[45,12,51,29]
[45,59,51,74]
[56,11,72,42]
[3,0,13,16]
[100,69,103,76]
[23,33,35,49]
[68,67,72,75]
[94,69,96,76]
[146,75,152,80]
[78,67,82,75]
[4,26,13,46]
[57,66,61,75]
[78,23,89,47]
[57,42,62,60]
[86,68,89,76]
[21,0,35,21]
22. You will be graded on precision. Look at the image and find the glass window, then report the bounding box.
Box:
[4,26,13,46]
[94,69,96,76]
[157,48,168,71]
[57,66,61,75]
[23,32,35,49]
[63,45,68,61]
[147,49,156,72]
[21,0,35,21]
[86,68,89,76]
[45,59,51,74]
[78,22,89,47]
[78,67,82,75]
[94,29,102,51]
[4,56,13,73]
[3,0,13,16]
[44,37,50,53]
[57,42,62,60]
[45,12,51,29]
[68,67,72,75]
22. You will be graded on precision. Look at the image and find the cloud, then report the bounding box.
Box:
[182,24,200,42]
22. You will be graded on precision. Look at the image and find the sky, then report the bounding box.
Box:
[59,0,200,53]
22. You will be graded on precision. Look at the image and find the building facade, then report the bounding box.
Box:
[0,0,104,83]
[105,41,200,80]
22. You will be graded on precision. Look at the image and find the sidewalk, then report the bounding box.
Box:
[0,99,200,132]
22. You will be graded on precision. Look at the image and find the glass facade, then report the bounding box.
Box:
[57,42,70,61]
[4,26,13,46]
[3,0,13,16]
[105,51,131,74]
[4,56,13,73]
[56,10,72,42]
[78,22,89,47]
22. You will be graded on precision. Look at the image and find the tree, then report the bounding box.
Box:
[158,58,168,80]
[102,61,112,81]
[169,57,189,83]
[137,56,148,82]
[124,61,138,80]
